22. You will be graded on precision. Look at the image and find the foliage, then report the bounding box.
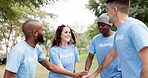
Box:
[0,0,55,20]
[86,0,148,38]
[86,0,106,17]
[130,0,148,24]
[76,33,89,48]
[85,23,99,40]
[0,0,57,59]
[41,23,55,56]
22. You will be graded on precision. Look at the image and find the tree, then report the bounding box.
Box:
[0,0,56,59]
[85,23,99,40]
[87,0,148,25]
[42,23,55,57]
[85,0,148,39]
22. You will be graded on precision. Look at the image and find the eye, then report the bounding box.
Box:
[65,31,68,33]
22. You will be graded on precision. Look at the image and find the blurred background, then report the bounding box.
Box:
[0,0,148,78]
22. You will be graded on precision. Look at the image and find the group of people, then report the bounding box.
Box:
[3,0,148,78]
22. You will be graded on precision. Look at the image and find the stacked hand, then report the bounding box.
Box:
[73,71,88,78]
[81,73,97,78]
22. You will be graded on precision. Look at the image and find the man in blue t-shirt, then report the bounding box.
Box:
[94,0,148,78]
[85,13,121,78]
[3,19,87,78]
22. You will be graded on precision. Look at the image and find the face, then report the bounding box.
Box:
[106,3,115,23]
[98,23,110,35]
[37,25,45,43]
[61,27,71,43]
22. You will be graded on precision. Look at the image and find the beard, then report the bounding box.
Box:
[37,33,44,43]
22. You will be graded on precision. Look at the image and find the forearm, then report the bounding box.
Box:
[40,59,75,77]
[85,60,92,71]
[100,50,117,71]
[85,54,94,71]
[93,67,102,77]
[49,64,75,77]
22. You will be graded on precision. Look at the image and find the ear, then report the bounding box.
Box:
[32,30,38,37]
[113,6,118,15]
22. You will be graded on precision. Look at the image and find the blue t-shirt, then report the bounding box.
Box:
[113,17,148,78]
[5,41,45,78]
[88,33,121,78]
[48,44,80,78]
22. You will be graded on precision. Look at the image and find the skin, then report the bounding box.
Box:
[3,20,87,78]
[88,2,148,78]
[107,3,148,78]
[85,22,114,78]
[139,47,148,78]
[55,26,77,73]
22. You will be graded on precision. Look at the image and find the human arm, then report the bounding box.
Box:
[3,70,16,78]
[40,58,87,78]
[89,49,118,78]
[74,63,77,73]
[139,47,148,78]
[85,53,94,71]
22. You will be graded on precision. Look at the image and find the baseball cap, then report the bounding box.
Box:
[97,13,113,26]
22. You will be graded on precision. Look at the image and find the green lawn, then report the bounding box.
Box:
[0,52,100,78]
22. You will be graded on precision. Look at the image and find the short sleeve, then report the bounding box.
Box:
[36,45,45,62]
[74,46,80,62]
[5,48,24,73]
[49,48,61,65]
[88,37,96,54]
[130,25,148,53]
[112,34,117,51]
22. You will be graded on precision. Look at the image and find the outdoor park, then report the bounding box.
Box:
[0,0,148,78]
[0,52,99,78]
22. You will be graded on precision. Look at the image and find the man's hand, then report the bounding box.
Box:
[73,71,88,78]
[81,72,91,78]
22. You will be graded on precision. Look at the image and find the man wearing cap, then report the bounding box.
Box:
[90,0,148,78]
[85,13,121,78]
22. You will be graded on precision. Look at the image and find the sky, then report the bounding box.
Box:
[41,0,96,33]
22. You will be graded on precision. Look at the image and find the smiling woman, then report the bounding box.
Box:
[41,0,96,33]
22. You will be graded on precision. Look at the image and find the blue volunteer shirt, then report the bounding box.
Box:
[5,41,45,78]
[48,44,80,78]
[113,17,148,78]
[88,33,121,78]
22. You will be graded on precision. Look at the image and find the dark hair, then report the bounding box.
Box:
[106,0,130,14]
[51,24,77,47]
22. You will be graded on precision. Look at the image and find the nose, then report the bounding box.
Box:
[43,31,45,35]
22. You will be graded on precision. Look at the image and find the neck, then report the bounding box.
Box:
[60,41,68,48]
[25,38,37,48]
[114,13,128,28]
[103,30,114,37]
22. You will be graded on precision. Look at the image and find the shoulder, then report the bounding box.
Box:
[50,45,59,50]
[69,44,77,48]
[11,41,26,51]
[92,34,102,40]
[128,17,147,28]
[10,41,27,54]
[50,45,60,53]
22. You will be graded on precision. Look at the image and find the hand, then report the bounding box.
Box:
[73,71,88,78]
[87,73,97,78]
[81,72,91,78]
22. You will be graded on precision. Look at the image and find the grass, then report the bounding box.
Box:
[0,52,100,78]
